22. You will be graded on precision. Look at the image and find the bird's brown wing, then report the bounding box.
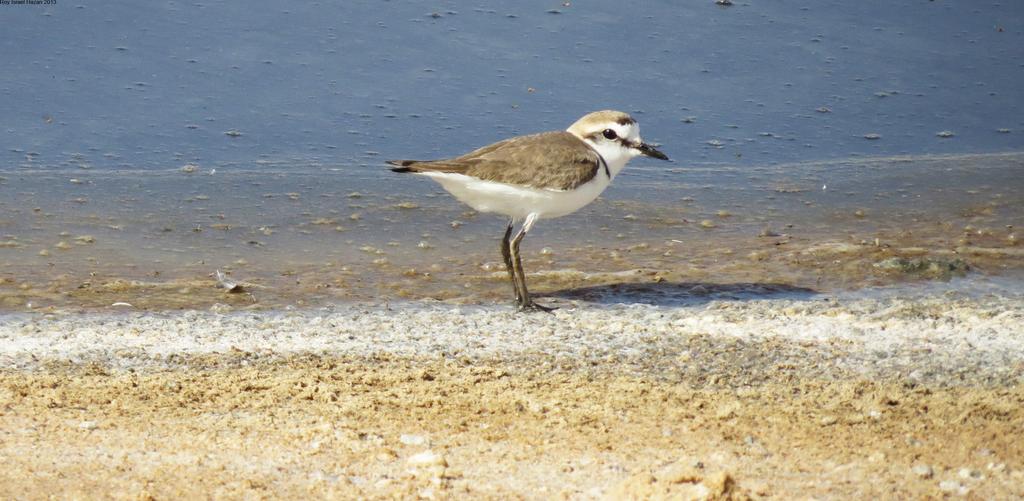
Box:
[388,131,602,191]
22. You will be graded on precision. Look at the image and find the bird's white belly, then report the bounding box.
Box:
[421,172,610,221]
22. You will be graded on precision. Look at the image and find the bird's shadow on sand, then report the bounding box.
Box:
[547,281,817,307]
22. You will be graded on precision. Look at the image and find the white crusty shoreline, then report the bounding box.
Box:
[2,278,1022,387]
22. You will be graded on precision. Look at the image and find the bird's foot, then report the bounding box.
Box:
[517,300,556,314]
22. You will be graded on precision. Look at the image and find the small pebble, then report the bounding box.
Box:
[912,464,933,479]
[400,434,427,446]
[958,468,981,480]
[407,450,447,468]
[938,480,963,494]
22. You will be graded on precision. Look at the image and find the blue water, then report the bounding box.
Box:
[2,1,1022,172]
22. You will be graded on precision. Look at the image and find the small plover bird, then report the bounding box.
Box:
[389,110,669,312]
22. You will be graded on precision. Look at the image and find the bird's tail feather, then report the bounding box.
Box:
[387,159,420,173]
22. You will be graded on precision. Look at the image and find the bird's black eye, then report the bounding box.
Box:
[602,128,617,140]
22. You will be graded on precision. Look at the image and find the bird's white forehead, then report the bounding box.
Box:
[566,110,641,141]
[569,120,640,142]
[610,121,640,140]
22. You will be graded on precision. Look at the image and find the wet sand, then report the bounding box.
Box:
[2,152,1023,313]
[2,289,1023,499]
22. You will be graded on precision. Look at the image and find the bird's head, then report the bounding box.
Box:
[567,110,669,171]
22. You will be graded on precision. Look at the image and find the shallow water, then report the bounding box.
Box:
[1,1,1023,310]
[1,152,1021,311]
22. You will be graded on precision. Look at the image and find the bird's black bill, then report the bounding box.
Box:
[637,142,669,161]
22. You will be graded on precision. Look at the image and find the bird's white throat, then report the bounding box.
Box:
[579,137,635,180]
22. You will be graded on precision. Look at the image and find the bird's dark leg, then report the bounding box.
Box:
[500,218,522,305]
[509,214,555,313]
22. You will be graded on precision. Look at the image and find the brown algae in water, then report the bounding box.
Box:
[873,257,969,280]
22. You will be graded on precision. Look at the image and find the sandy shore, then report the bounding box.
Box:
[1,286,1023,499]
